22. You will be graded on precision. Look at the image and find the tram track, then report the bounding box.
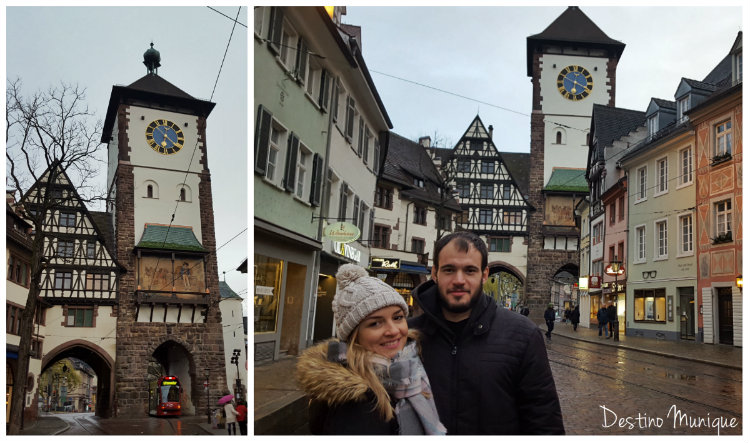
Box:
[546,338,742,417]
[548,335,741,382]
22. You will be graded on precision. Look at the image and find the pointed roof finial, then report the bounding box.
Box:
[143,42,161,75]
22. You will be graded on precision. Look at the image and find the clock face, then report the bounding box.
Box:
[557,65,593,101]
[145,119,185,155]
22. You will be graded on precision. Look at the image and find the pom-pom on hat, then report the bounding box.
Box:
[332,264,408,341]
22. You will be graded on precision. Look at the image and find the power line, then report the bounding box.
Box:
[147,8,243,291]
[207,6,247,28]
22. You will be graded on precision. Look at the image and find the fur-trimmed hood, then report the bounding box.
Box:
[296,331,420,407]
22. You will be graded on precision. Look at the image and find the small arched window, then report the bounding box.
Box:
[180,188,186,202]
[556,131,563,144]
[147,185,154,198]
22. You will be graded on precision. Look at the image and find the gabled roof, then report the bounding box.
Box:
[102,73,215,143]
[589,104,645,165]
[544,168,588,193]
[89,211,116,254]
[500,152,531,199]
[219,281,242,300]
[527,6,625,76]
[19,161,127,272]
[382,132,462,212]
[136,223,206,252]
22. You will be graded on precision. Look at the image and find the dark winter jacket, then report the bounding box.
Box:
[597,307,608,324]
[570,307,581,324]
[409,280,564,435]
[607,304,617,323]
[544,307,556,323]
[296,340,398,434]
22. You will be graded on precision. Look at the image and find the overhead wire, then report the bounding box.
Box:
[146,6,244,293]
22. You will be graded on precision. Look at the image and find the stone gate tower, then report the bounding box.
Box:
[102,44,227,417]
[525,7,625,320]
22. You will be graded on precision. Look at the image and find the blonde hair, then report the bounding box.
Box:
[347,326,394,421]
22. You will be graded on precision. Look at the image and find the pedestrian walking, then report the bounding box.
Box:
[607,302,617,337]
[597,305,609,338]
[409,231,564,434]
[544,303,556,340]
[296,264,446,435]
[235,400,248,435]
[570,305,580,331]
[224,399,239,435]
[564,307,571,324]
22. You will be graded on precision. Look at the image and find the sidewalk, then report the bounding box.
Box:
[254,321,742,434]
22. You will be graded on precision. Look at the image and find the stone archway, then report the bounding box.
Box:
[41,340,115,418]
[150,339,197,415]
[486,261,526,310]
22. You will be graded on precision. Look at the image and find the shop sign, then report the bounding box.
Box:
[579,277,589,291]
[333,241,361,263]
[256,285,274,296]
[589,275,601,288]
[324,222,360,243]
[371,258,400,270]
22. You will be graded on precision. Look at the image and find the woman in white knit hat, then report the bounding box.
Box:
[296,264,446,435]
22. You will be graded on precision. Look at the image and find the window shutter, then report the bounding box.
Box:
[338,182,348,221]
[353,195,360,223]
[373,139,381,174]
[254,105,272,174]
[309,154,323,206]
[295,37,308,84]
[267,7,283,54]
[369,211,375,243]
[283,133,299,192]
[331,80,339,122]
[318,69,330,111]
[345,97,355,139]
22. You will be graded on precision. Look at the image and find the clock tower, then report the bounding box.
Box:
[103,44,227,417]
[525,7,625,319]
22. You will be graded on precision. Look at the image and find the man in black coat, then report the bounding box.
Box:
[409,232,564,435]
[607,302,617,337]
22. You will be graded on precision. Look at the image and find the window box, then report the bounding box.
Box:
[710,152,732,166]
[712,231,733,244]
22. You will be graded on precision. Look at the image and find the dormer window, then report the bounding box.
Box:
[677,96,690,123]
[647,115,658,137]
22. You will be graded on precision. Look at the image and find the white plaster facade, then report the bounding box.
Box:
[539,53,612,185]
[220,295,247,394]
[108,106,205,244]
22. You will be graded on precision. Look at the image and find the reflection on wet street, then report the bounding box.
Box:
[547,335,742,435]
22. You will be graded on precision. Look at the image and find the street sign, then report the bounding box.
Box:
[323,222,360,243]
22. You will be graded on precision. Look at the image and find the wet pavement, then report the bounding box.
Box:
[254,320,742,435]
[18,411,238,435]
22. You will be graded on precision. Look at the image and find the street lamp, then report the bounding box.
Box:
[604,257,625,342]
[231,349,242,401]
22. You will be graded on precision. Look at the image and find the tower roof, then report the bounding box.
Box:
[527,6,625,76]
[101,44,216,143]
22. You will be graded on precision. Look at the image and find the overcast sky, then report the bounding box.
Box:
[4,6,248,307]
[342,4,743,152]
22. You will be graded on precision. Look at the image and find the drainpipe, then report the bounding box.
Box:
[306,83,336,348]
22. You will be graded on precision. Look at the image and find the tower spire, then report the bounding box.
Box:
[143,42,161,75]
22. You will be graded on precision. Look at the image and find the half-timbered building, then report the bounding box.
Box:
[18,163,125,418]
[440,115,531,304]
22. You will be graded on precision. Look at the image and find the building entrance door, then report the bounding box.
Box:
[717,287,733,345]
[679,287,695,340]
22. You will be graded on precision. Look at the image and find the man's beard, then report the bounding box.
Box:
[438,285,482,315]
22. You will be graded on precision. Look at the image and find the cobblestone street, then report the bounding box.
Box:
[549,335,742,435]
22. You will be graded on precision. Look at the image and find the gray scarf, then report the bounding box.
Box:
[328,340,446,435]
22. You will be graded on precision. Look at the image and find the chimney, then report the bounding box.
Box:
[418,136,431,148]
[488,125,494,140]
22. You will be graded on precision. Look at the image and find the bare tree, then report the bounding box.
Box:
[5,78,105,434]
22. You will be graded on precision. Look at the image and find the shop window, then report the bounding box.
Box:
[392,273,414,289]
[254,254,283,334]
[634,289,667,322]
